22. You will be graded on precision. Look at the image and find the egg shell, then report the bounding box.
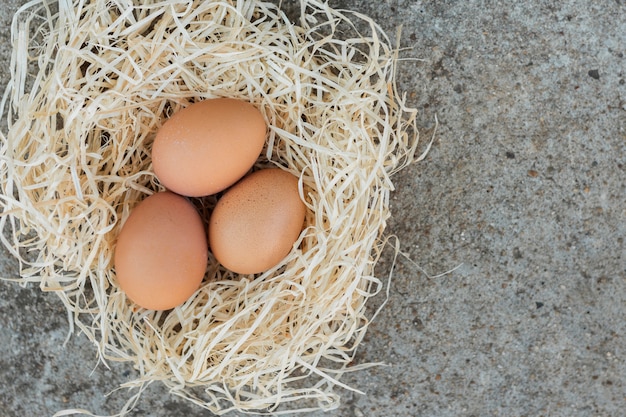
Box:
[209,168,306,274]
[114,191,208,310]
[151,98,266,197]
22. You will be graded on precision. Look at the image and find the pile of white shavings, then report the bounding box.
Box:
[0,0,427,415]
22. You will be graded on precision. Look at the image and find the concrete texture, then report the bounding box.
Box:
[1,0,625,416]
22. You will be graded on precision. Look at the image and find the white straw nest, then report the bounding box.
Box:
[0,0,426,414]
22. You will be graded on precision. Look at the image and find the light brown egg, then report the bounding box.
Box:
[114,191,208,310]
[209,168,306,274]
[151,97,267,197]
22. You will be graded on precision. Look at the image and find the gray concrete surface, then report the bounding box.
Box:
[1,0,625,416]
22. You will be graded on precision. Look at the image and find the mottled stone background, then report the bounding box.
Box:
[1,1,624,416]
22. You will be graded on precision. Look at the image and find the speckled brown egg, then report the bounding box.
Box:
[208,168,306,274]
[114,191,208,310]
[151,97,266,197]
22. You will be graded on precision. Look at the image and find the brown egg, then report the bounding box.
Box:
[152,98,266,197]
[209,168,306,274]
[114,191,208,310]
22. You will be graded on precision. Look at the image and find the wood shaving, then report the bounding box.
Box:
[0,0,425,414]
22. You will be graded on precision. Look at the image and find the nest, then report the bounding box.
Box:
[0,0,424,414]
